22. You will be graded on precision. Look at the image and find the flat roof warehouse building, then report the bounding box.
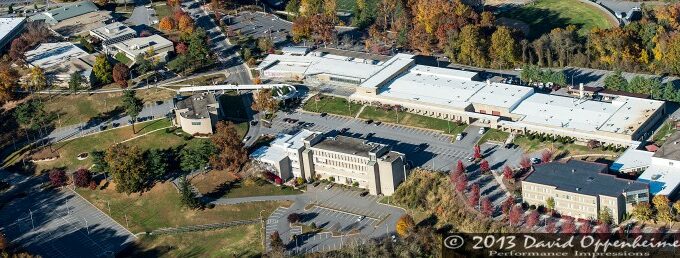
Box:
[259,52,665,146]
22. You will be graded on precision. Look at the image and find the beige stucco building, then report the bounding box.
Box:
[252,130,407,196]
[522,160,649,224]
[173,92,221,135]
[301,134,406,196]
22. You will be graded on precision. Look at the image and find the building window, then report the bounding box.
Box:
[191,122,201,125]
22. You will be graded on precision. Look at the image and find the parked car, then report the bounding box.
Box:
[340,128,349,133]
[243,136,251,143]
[320,112,328,117]
[357,215,365,222]
[365,119,373,124]
[467,156,475,162]
[478,127,486,134]
[531,157,541,164]
[504,143,516,149]
[360,191,369,197]
[250,120,258,126]
[455,133,463,141]
[374,121,382,126]
[325,184,333,190]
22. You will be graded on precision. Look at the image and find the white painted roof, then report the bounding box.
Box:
[250,145,287,163]
[610,148,653,172]
[377,65,533,110]
[0,18,25,45]
[510,94,664,135]
[637,165,680,196]
[25,42,88,68]
[251,129,318,163]
[90,22,136,40]
[111,34,172,57]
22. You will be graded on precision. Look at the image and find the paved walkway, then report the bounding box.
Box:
[209,194,301,205]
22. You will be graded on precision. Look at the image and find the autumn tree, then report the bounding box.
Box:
[0,63,19,103]
[599,207,613,225]
[458,25,487,67]
[251,89,280,116]
[541,149,553,163]
[501,197,514,215]
[455,173,467,192]
[561,218,576,234]
[93,55,112,85]
[508,205,522,226]
[469,183,480,207]
[287,213,301,223]
[473,144,481,159]
[291,16,312,43]
[653,195,673,223]
[632,202,653,222]
[112,63,130,88]
[27,66,47,91]
[519,156,531,171]
[209,122,248,172]
[121,90,143,133]
[525,210,539,228]
[73,168,92,188]
[490,26,518,69]
[310,14,336,44]
[159,17,175,31]
[269,231,285,254]
[105,144,148,194]
[481,197,493,217]
[546,197,555,211]
[178,14,195,33]
[396,214,415,237]
[49,169,67,187]
[502,165,513,180]
[545,220,556,233]
[479,159,490,173]
[579,222,593,234]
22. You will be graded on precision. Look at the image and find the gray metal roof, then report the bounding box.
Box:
[653,132,680,161]
[524,160,648,197]
[30,1,98,25]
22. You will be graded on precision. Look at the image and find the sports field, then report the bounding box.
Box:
[497,0,617,38]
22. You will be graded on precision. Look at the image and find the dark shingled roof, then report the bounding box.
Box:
[312,135,386,158]
[524,160,648,197]
[653,132,680,161]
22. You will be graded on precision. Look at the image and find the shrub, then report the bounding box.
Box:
[73,168,92,188]
[48,169,67,187]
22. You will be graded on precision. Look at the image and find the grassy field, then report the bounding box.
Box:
[77,182,289,257]
[302,95,362,117]
[16,119,197,172]
[513,135,622,158]
[478,129,510,144]
[652,121,676,145]
[358,106,467,135]
[192,171,301,198]
[76,182,289,232]
[132,224,264,257]
[114,52,133,66]
[153,3,172,19]
[40,89,175,127]
[497,0,616,38]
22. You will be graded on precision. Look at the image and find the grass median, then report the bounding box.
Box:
[302,95,362,117]
[358,106,467,135]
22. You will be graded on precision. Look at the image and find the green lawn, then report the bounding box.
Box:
[14,119,197,172]
[513,135,622,157]
[153,3,172,19]
[223,178,301,198]
[358,106,467,135]
[76,182,289,232]
[114,52,133,66]
[653,121,676,145]
[302,95,362,117]
[77,182,289,257]
[497,0,616,38]
[478,129,510,144]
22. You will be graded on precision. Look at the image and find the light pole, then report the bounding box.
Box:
[83,217,90,234]
[29,209,35,229]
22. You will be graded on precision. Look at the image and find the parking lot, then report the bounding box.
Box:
[262,184,404,255]
[225,11,291,44]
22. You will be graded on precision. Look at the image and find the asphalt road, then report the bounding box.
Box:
[0,172,135,258]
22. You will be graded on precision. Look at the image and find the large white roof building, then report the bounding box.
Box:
[0,17,26,51]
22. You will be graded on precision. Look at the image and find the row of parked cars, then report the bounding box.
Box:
[282,118,315,128]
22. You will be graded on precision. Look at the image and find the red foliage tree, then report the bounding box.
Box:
[456,160,465,174]
[175,42,188,55]
[501,197,514,215]
[112,63,130,88]
[481,197,493,217]
[473,145,482,159]
[545,220,556,233]
[450,169,461,185]
[73,168,92,188]
[595,223,610,240]
[503,165,513,180]
[630,226,643,239]
[526,210,539,228]
[287,213,300,223]
[139,30,152,37]
[88,181,97,190]
[469,183,480,207]
[49,169,67,187]
[274,177,282,185]
[541,149,553,163]
[479,159,490,173]
[455,174,467,192]
[579,222,592,234]
[561,219,576,234]
[508,205,523,226]
[519,156,531,171]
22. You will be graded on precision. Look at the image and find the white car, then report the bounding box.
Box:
[478,127,486,134]
[325,184,333,190]
[455,133,463,141]
[356,215,365,222]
